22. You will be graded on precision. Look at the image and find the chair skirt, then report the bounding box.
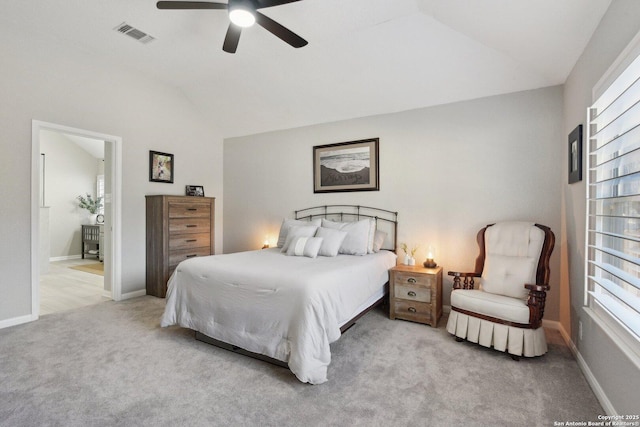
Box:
[447,311,547,357]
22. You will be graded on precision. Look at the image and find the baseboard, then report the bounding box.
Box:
[0,313,37,330]
[49,254,82,262]
[542,319,615,415]
[542,320,577,356]
[121,289,146,300]
[575,350,616,415]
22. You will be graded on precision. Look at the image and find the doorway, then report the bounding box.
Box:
[31,120,122,318]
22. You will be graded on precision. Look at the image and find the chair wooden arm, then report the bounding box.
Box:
[525,283,550,329]
[448,271,481,290]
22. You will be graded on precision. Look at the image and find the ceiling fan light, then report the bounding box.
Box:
[229,8,255,28]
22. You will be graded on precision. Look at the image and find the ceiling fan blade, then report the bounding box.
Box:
[156,1,227,10]
[255,11,307,48]
[223,24,242,53]
[256,0,302,9]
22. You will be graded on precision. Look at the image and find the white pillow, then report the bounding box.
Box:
[286,236,323,258]
[321,218,372,256]
[372,229,387,252]
[315,227,348,257]
[281,225,319,252]
[366,218,376,254]
[277,218,321,248]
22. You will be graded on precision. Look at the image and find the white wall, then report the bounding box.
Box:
[561,0,640,415]
[224,86,563,318]
[0,26,224,324]
[40,130,100,258]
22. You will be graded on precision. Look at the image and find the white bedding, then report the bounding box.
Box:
[161,248,397,384]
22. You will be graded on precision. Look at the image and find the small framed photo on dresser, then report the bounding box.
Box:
[185,185,205,197]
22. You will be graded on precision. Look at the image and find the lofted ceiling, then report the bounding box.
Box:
[1,0,612,138]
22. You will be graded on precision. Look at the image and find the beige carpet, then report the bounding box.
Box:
[0,296,603,426]
[69,262,103,276]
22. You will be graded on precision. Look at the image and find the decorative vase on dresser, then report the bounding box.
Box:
[145,195,215,298]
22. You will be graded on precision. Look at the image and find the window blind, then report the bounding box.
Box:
[587,51,640,342]
[97,174,105,214]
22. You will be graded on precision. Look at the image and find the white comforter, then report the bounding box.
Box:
[161,248,396,384]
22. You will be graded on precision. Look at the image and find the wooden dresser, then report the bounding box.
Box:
[389,265,443,327]
[145,195,215,297]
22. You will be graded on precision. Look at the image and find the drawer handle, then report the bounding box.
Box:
[185,224,197,228]
[408,307,417,313]
[186,239,197,243]
[186,254,197,258]
[187,208,197,211]
[408,291,417,297]
[407,278,417,283]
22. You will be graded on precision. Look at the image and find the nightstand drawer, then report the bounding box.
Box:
[393,271,434,288]
[394,284,431,303]
[389,265,442,327]
[393,300,432,324]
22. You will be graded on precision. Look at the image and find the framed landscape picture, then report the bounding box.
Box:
[313,138,379,193]
[149,151,174,184]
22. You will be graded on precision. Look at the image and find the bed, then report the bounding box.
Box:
[161,205,398,384]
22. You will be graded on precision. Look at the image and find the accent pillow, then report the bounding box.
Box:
[286,236,323,258]
[281,225,319,252]
[372,229,387,252]
[481,254,537,299]
[315,227,348,257]
[321,218,372,256]
[276,218,321,248]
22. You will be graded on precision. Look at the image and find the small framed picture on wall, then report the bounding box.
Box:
[568,125,583,184]
[149,151,174,184]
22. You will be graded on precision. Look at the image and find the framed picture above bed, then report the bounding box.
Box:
[313,138,379,193]
[149,150,174,184]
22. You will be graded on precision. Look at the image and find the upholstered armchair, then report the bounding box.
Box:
[446,222,555,358]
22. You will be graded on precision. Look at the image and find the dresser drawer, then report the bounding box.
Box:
[393,300,432,324]
[169,218,211,234]
[169,232,210,250]
[169,247,212,269]
[393,271,434,288]
[168,202,211,218]
[394,284,431,303]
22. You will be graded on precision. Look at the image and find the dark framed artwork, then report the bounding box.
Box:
[185,185,205,197]
[568,125,583,184]
[149,151,174,183]
[313,138,379,193]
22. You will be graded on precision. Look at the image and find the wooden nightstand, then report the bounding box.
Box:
[389,265,443,327]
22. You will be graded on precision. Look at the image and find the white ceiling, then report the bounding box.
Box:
[1,0,612,138]
[64,134,105,160]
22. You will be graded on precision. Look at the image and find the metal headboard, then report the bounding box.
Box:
[294,205,398,252]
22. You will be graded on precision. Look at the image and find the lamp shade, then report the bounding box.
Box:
[424,245,437,268]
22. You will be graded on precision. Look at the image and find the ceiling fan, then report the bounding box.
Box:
[156,0,308,54]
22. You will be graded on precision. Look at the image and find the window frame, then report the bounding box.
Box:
[584,30,640,364]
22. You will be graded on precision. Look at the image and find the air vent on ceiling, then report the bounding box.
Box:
[114,22,155,44]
